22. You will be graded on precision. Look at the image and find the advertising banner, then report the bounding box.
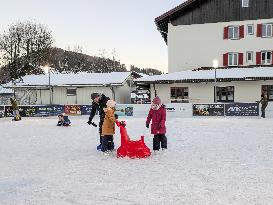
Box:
[80,105,92,115]
[193,104,225,116]
[225,103,259,116]
[64,105,81,115]
[0,106,4,118]
[115,104,133,116]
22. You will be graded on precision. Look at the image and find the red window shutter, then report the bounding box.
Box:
[223,53,228,66]
[239,53,244,65]
[223,27,229,39]
[239,25,244,39]
[256,52,261,65]
[257,24,262,37]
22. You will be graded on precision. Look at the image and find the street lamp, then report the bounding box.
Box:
[43,65,52,104]
[213,59,219,103]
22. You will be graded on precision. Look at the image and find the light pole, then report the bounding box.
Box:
[44,65,52,104]
[213,60,219,103]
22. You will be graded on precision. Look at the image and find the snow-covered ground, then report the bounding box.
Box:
[1,116,273,205]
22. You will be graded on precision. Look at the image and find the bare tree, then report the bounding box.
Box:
[0,20,54,80]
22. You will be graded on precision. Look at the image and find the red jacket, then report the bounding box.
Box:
[146,105,166,134]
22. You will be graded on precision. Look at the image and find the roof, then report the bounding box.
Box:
[3,72,132,88]
[0,86,13,94]
[155,0,202,43]
[135,67,273,84]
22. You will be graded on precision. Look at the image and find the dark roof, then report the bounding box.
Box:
[155,0,202,43]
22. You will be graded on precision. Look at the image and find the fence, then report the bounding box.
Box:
[0,102,266,119]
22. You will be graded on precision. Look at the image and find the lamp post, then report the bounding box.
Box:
[213,60,219,103]
[44,65,52,104]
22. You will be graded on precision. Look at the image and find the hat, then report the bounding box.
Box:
[106,100,116,108]
[152,96,161,105]
[91,93,100,100]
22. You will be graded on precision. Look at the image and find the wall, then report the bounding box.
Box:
[168,18,273,73]
[150,80,273,104]
[13,85,132,105]
[172,0,273,26]
[77,87,113,104]
[0,94,13,105]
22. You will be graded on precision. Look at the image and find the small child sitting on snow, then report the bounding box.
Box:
[146,96,167,151]
[57,113,71,126]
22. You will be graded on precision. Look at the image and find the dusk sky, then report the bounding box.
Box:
[0,0,185,72]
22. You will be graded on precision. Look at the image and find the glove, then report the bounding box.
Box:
[146,123,149,128]
[91,122,98,127]
[114,114,118,119]
[87,121,98,127]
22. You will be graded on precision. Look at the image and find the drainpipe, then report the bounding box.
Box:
[110,86,115,101]
[153,84,157,97]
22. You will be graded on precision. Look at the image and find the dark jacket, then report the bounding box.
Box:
[261,95,268,110]
[89,94,110,122]
[10,99,19,110]
[146,105,166,135]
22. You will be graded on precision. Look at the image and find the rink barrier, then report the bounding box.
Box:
[0,102,269,118]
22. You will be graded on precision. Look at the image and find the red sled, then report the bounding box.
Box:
[116,121,151,159]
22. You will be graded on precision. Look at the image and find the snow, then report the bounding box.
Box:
[136,67,273,82]
[3,72,131,87]
[1,116,273,204]
[0,86,13,94]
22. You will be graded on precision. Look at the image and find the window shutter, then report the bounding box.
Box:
[257,24,262,37]
[224,27,229,39]
[238,53,244,65]
[239,25,244,39]
[223,53,228,66]
[272,51,273,65]
[256,52,261,65]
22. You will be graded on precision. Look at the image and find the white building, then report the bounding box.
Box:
[136,67,273,103]
[0,86,14,105]
[155,0,273,73]
[3,72,138,105]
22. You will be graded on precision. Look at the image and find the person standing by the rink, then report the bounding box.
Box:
[260,93,268,118]
[146,96,167,151]
[10,98,21,121]
[87,93,110,150]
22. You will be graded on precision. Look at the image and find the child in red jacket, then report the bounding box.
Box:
[146,96,167,151]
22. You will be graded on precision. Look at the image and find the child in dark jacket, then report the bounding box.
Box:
[146,96,167,151]
[57,113,71,126]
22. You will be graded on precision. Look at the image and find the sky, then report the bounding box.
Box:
[0,0,185,73]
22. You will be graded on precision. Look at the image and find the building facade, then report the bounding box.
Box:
[155,0,273,73]
[3,72,137,105]
[136,67,273,104]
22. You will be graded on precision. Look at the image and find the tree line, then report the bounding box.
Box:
[0,21,162,84]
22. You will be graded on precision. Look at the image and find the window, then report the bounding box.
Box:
[170,87,188,99]
[262,24,273,37]
[262,85,273,101]
[247,24,254,35]
[66,88,76,96]
[216,86,234,102]
[242,0,249,7]
[261,51,272,65]
[246,51,253,63]
[228,53,239,66]
[228,26,239,39]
